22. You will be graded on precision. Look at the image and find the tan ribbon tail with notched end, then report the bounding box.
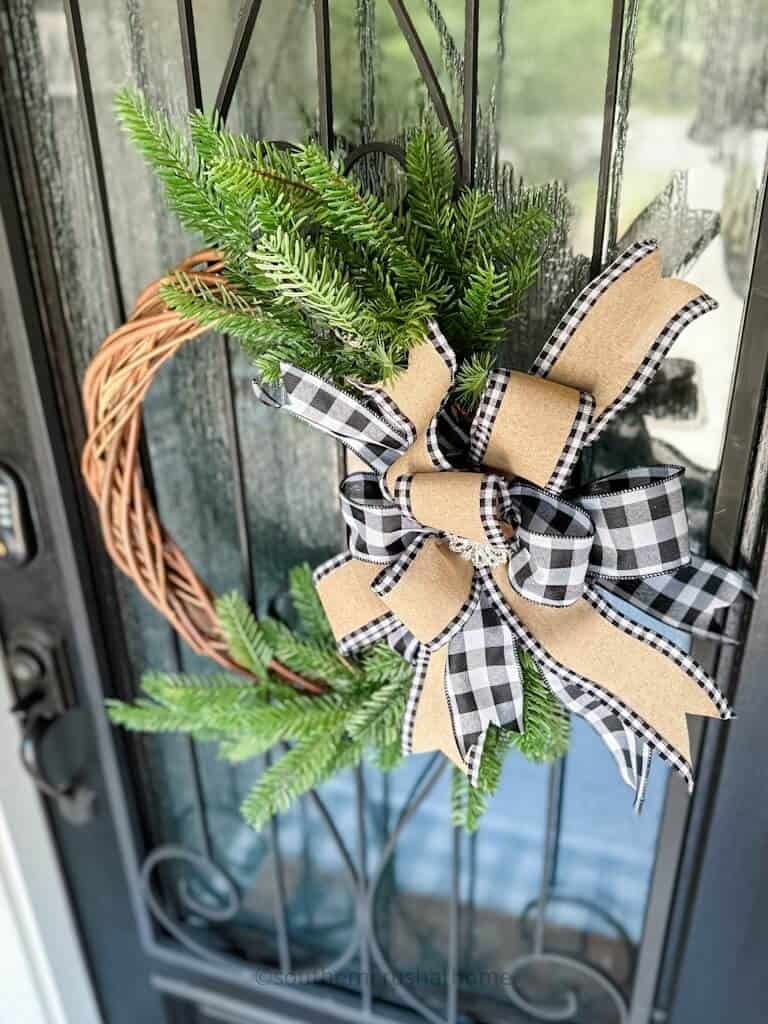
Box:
[315,557,391,645]
[316,538,476,775]
[491,565,723,768]
[535,243,714,443]
[409,647,466,771]
[478,243,715,490]
[377,536,476,773]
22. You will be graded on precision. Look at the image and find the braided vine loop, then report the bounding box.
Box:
[80,249,246,671]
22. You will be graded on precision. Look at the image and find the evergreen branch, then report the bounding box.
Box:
[453,260,514,349]
[289,563,334,644]
[295,143,430,296]
[209,153,321,234]
[240,729,348,829]
[455,352,494,409]
[509,650,571,762]
[454,188,495,266]
[258,617,359,691]
[451,767,489,833]
[120,94,553,386]
[345,676,408,742]
[360,643,416,688]
[216,591,273,678]
[483,206,553,264]
[115,89,250,256]
[251,228,378,343]
[160,275,314,357]
[215,693,348,756]
[106,698,214,736]
[187,108,227,164]
[404,128,460,278]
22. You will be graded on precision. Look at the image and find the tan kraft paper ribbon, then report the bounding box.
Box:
[316,246,723,776]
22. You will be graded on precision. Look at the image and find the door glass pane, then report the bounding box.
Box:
[598,0,768,547]
[12,1,766,1022]
[496,0,616,256]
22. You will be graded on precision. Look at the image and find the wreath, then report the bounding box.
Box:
[87,91,751,833]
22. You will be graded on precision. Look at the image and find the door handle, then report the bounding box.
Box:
[7,625,96,825]
[17,710,96,825]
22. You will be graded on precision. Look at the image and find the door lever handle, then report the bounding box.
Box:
[18,711,96,825]
[7,624,96,826]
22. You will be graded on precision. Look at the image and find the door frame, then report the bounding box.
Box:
[0,650,101,1024]
[2,4,768,1022]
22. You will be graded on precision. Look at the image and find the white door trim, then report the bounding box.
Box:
[0,649,102,1024]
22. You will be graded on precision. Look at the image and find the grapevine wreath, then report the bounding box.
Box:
[86,92,752,832]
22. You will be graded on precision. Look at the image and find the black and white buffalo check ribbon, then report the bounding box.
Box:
[253,240,753,810]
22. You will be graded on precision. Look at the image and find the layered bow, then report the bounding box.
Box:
[254,240,752,808]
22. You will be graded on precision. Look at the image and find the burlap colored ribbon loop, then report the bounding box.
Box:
[255,241,753,809]
[471,371,591,489]
[373,535,476,645]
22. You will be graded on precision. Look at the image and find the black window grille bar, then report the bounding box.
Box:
[461,0,479,187]
[591,0,626,275]
[387,0,461,167]
[215,0,264,121]
[61,0,124,325]
[177,0,204,113]
[314,0,334,153]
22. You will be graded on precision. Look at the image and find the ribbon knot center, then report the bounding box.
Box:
[445,533,509,569]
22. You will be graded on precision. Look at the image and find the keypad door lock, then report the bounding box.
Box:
[0,463,35,568]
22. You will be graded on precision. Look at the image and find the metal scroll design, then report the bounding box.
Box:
[139,753,631,1023]
[504,760,631,1023]
[57,0,638,1020]
[139,784,364,984]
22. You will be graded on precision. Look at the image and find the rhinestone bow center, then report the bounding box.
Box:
[445,533,509,569]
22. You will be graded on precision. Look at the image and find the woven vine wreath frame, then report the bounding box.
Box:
[81,248,324,695]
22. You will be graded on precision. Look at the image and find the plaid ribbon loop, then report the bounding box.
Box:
[576,466,690,579]
[502,482,594,606]
[340,472,425,563]
[259,241,754,809]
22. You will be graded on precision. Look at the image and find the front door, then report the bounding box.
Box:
[2,2,768,1022]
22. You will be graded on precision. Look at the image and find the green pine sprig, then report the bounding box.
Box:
[116,89,552,392]
[451,649,570,832]
[455,352,495,409]
[109,566,569,834]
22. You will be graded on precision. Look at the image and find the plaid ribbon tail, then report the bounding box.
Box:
[538,665,655,809]
[598,554,755,639]
[445,593,526,786]
[252,363,409,474]
[482,567,733,805]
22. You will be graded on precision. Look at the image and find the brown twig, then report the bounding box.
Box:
[81,249,327,693]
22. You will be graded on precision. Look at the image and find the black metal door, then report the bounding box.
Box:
[2,2,768,1023]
